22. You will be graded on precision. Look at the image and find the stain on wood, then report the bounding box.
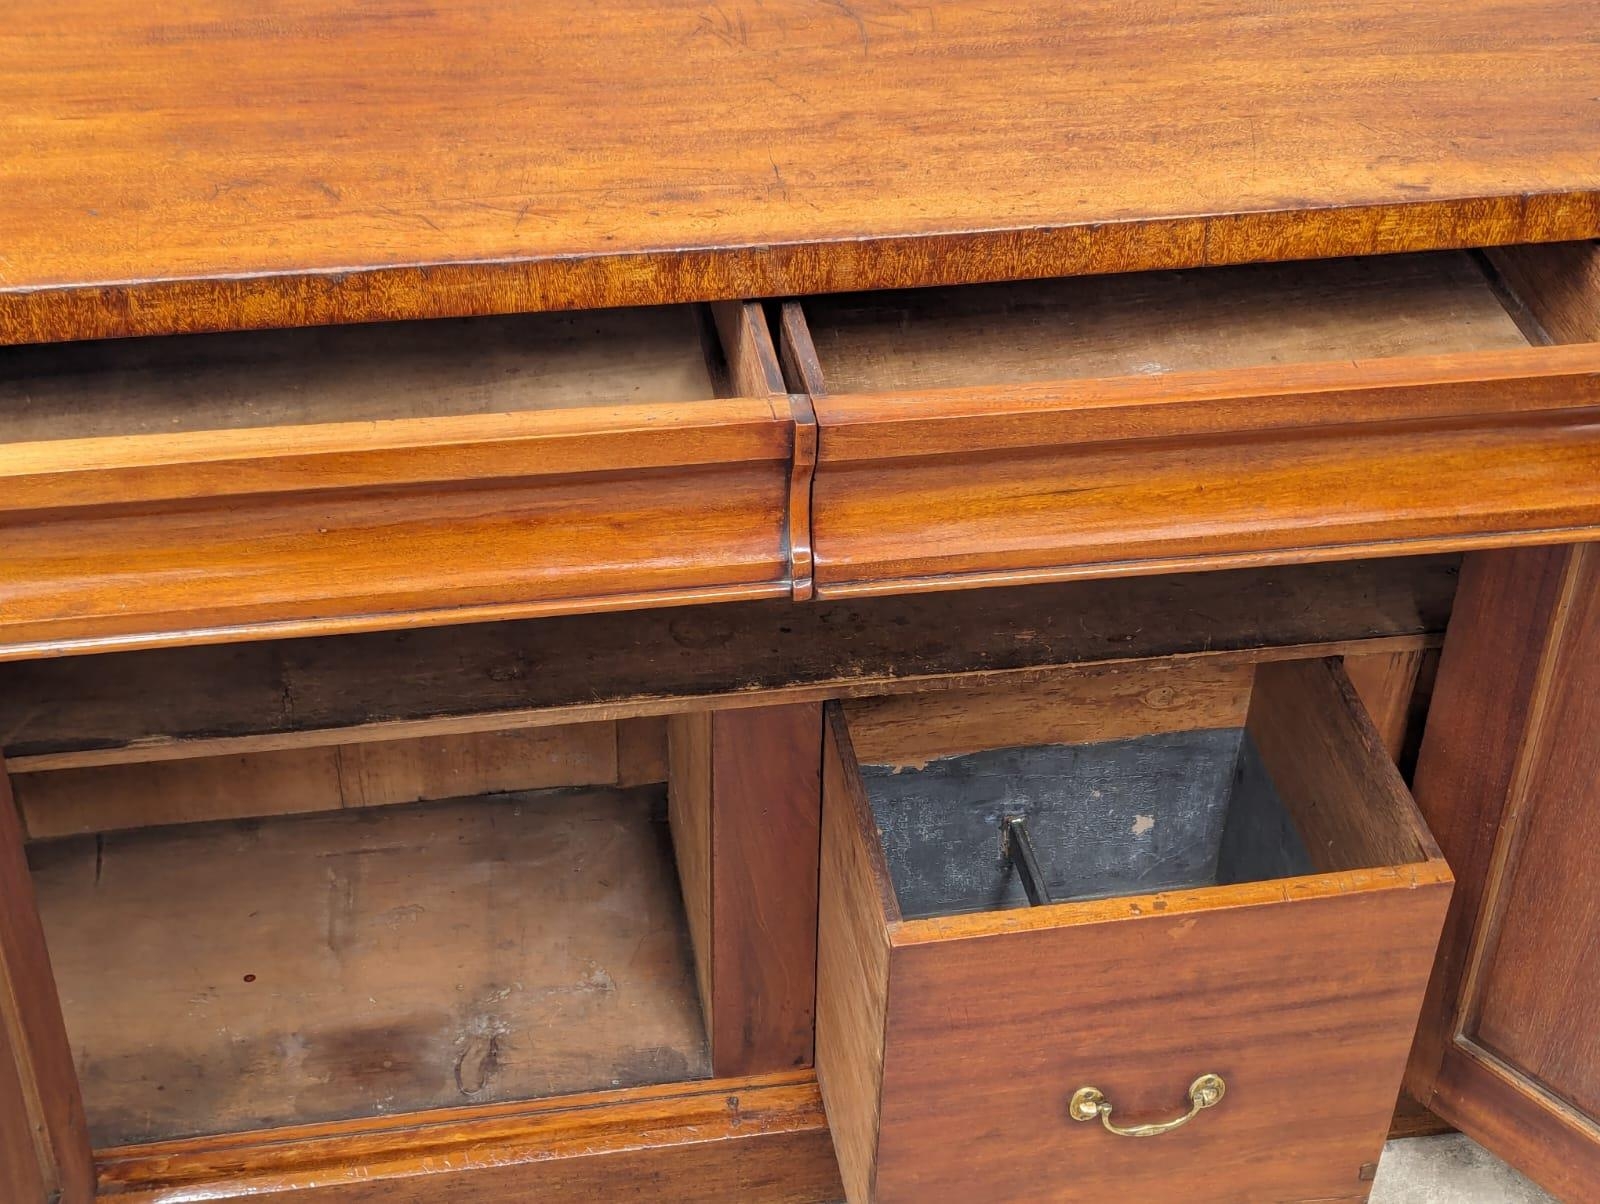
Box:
[0,556,1460,769]
[28,786,710,1147]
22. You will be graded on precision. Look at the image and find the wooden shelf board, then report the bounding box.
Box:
[28,786,709,1148]
[803,251,1533,394]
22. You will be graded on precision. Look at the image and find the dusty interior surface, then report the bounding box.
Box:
[863,731,1314,919]
[0,305,716,444]
[28,785,709,1147]
[804,252,1532,393]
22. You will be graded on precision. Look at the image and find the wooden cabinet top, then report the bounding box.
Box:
[4,0,1598,343]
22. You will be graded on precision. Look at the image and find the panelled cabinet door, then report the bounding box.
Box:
[1404,544,1600,1200]
[0,761,95,1203]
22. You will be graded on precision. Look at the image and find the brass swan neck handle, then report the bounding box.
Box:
[1069,1074,1226,1138]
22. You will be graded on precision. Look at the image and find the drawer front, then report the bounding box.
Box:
[786,249,1600,596]
[807,355,1600,595]
[815,660,1453,1203]
[877,883,1447,1204]
[0,447,792,657]
[0,303,806,657]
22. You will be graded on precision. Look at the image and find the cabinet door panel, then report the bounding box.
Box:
[1406,544,1600,1199]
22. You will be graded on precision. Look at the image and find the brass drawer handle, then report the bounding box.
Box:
[1069,1074,1226,1137]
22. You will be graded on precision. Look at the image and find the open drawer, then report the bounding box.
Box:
[0,303,807,658]
[816,658,1454,1203]
[781,247,1600,596]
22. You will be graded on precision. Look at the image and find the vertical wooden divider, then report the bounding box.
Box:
[668,705,823,1077]
[0,756,94,1203]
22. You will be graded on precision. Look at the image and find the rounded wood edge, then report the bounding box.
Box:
[6,194,1597,345]
[0,581,795,665]
[890,861,1456,947]
[810,526,1600,602]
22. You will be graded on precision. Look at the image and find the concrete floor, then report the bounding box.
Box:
[1371,1135,1555,1203]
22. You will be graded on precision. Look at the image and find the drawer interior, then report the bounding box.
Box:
[19,717,715,1149]
[0,304,723,444]
[796,251,1531,393]
[843,656,1437,924]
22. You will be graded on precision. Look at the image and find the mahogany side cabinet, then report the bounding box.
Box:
[3,3,1599,1201]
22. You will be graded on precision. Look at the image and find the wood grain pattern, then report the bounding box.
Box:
[0,1007,51,1204]
[667,711,717,1045]
[668,707,822,1076]
[841,661,1255,769]
[786,391,820,601]
[1344,650,1428,763]
[614,717,670,788]
[1406,545,1600,1198]
[13,723,619,839]
[806,342,1600,594]
[876,884,1450,1204]
[4,2,1599,341]
[708,300,819,599]
[1484,241,1600,345]
[816,706,896,1204]
[0,427,794,660]
[1401,245,1600,1198]
[93,1071,842,1202]
[0,557,1458,770]
[0,299,808,657]
[0,759,95,1203]
[711,302,788,404]
[1249,659,1434,873]
[1471,556,1600,1118]
[817,687,1452,1203]
[31,786,710,1147]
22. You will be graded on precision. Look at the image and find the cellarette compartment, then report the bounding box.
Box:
[815,656,1453,1204]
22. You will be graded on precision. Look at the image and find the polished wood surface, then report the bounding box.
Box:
[0,557,1457,769]
[796,261,1600,591]
[31,786,709,1146]
[0,303,800,658]
[1405,545,1600,1197]
[0,759,95,1204]
[1485,241,1600,345]
[93,1071,842,1202]
[794,248,1600,595]
[4,2,1599,342]
[817,674,1453,1203]
[668,705,822,1076]
[1398,241,1600,1199]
